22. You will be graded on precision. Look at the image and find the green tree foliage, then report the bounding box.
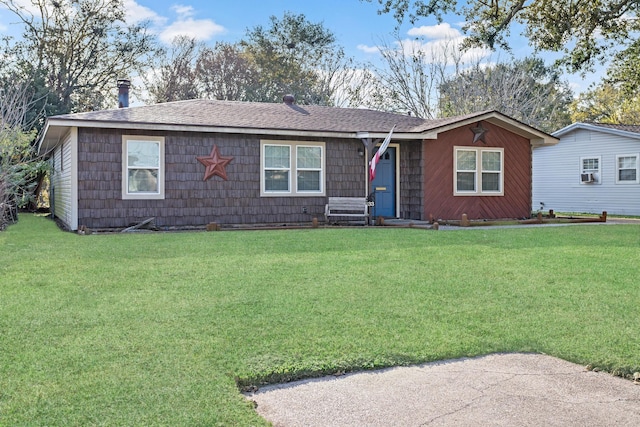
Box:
[145,13,365,107]
[240,12,343,104]
[439,57,573,132]
[1,0,156,113]
[365,0,640,73]
[606,40,640,97]
[0,77,46,229]
[570,83,640,125]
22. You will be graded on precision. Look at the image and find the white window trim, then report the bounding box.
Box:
[454,146,504,196]
[615,153,639,184]
[260,140,325,197]
[122,135,165,200]
[580,155,601,185]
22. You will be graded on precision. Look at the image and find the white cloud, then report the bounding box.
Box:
[159,18,225,44]
[120,1,226,44]
[124,0,167,26]
[383,23,492,65]
[0,0,40,15]
[2,0,166,27]
[357,44,380,54]
[399,37,491,64]
[407,23,461,39]
[3,1,225,45]
[154,3,225,44]
[172,5,195,19]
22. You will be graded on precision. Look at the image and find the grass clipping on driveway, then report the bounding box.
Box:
[1,215,639,425]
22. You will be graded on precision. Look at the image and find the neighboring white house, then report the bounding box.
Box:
[533,123,640,216]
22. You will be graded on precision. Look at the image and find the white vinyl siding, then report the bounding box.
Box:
[533,127,640,215]
[49,128,78,230]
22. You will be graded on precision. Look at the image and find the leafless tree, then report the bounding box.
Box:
[438,57,573,132]
[144,36,203,104]
[195,42,258,101]
[363,35,468,118]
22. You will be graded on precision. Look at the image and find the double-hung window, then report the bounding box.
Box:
[454,146,503,196]
[616,154,639,184]
[296,145,323,192]
[580,156,600,184]
[261,141,325,196]
[263,144,291,192]
[122,135,165,200]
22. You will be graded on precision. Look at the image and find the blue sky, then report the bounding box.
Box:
[126,0,528,60]
[0,0,603,94]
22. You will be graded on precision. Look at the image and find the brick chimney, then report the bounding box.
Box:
[117,79,131,108]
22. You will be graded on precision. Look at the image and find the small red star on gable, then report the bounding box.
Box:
[196,145,233,181]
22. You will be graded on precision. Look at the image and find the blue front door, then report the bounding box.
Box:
[371,147,396,218]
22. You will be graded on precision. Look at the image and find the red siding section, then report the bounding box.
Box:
[423,123,532,221]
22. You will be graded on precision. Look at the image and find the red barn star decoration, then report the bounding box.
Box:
[470,122,489,144]
[196,145,233,181]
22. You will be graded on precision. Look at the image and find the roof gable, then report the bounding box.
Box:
[553,122,640,140]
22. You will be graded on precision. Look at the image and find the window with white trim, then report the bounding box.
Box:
[454,147,503,196]
[616,154,639,184]
[122,135,165,200]
[261,141,325,196]
[580,156,601,184]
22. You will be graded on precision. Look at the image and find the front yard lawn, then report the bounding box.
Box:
[1,215,639,425]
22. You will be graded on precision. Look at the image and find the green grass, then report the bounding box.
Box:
[1,214,639,426]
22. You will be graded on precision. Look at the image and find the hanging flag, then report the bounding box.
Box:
[369,125,396,181]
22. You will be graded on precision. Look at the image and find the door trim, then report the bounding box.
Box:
[391,143,400,218]
[367,143,400,218]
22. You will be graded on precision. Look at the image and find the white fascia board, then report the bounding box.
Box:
[43,118,426,141]
[38,122,72,155]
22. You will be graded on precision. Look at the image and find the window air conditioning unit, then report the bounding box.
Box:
[581,173,595,183]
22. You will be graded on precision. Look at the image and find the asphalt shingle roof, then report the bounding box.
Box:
[41,99,557,153]
[588,123,640,135]
[51,99,433,133]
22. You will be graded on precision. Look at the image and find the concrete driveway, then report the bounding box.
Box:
[246,353,640,426]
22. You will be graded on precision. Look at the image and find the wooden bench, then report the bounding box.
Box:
[324,197,369,224]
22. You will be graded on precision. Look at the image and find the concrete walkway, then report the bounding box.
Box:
[246,353,640,426]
